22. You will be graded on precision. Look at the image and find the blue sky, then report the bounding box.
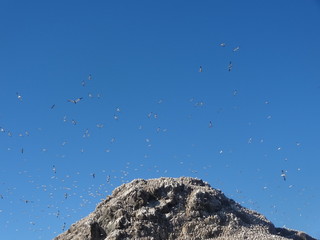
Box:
[1,1,320,239]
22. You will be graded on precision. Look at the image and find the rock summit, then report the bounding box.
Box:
[54,177,316,240]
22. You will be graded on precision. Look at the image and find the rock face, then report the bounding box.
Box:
[54,177,316,240]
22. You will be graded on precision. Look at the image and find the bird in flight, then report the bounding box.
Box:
[233,46,240,52]
[233,90,238,96]
[199,66,203,72]
[220,43,226,47]
[67,97,83,104]
[228,61,233,72]
[281,170,287,181]
[16,92,23,101]
[51,104,55,109]
[62,222,66,231]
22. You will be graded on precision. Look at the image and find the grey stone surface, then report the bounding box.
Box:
[54,177,316,240]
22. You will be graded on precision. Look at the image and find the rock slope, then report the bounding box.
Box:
[54,177,316,240]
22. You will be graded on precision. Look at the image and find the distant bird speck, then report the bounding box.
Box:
[233,90,238,96]
[281,170,287,181]
[199,66,203,72]
[67,97,83,104]
[228,61,233,72]
[16,92,23,101]
[220,43,226,47]
[233,46,240,52]
[83,129,90,138]
[62,222,66,231]
[51,104,55,109]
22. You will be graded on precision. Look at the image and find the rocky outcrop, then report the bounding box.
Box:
[54,177,316,240]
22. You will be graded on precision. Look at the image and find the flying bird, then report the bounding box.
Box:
[281,170,287,181]
[199,66,203,72]
[209,121,213,128]
[233,46,240,52]
[16,92,23,101]
[67,97,83,104]
[88,74,92,80]
[228,61,233,72]
[51,104,55,109]
[62,222,66,231]
[220,42,226,47]
[233,90,238,96]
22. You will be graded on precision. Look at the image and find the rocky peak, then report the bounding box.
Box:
[54,177,316,240]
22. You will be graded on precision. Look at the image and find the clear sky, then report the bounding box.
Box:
[1,1,320,239]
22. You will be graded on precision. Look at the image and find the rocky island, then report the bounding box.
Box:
[54,177,316,240]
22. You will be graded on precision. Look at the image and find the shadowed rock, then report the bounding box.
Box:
[54,177,316,240]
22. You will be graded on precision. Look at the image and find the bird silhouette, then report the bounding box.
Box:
[67,97,83,104]
[281,170,287,181]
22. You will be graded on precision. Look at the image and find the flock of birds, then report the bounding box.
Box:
[0,42,301,238]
